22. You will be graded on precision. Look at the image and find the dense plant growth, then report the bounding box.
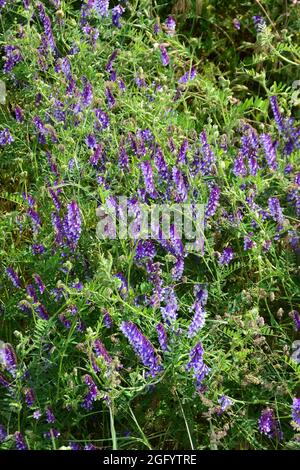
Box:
[0,0,300,450]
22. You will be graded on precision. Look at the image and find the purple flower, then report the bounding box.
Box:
[258,408,281,438]
[69,442,81,450]
[33,274,45,294]
[120,321,163,377]
[64,201,82,250]
[159,45,169,66]
[24,388,35,407]
[177,139,189,164]
[186,343,210,390]
[90,143,104,167]
[119,145,129,170]
[140,161,157,198]
[233,18,241,30]
[268,197,284,226]
[291,310,300,332]
[199,131,215,175]
[33,410,42,420]
[82,374,98,410]
[90,0,109,17]
[260,134,278,170]
[2,343,17,375]
[105,49,119,72]
[35,303,49,320]
[37,2,56,52]
[15,431,27,450]
[3,45,22,73]
[112,4,125,28]
[6,267,21,288]
[81,79,93,107]
[270,96,284,133]
[59,313,71,329]
[0,425,7,443]
[219,247,234,265]
[102,309,113,328]
[156,323,168,352]
[31,244,45,255]
[14,106,24,122]
[218,395,233,414]
[292,398,300,427]
[0,128,13,146]
[0,372,10,388]
[161,286,178,324]
[135,240,156,260]
[205,185,220,219]
[94,108,110,129]
[105,87,115,108]
[164,16,176,35]
[253,15,266,33]
[187,302,205,338]
[114,272,128,298]
[46,407,55,423]
[93,339,112,364]
[178,66,197,84]
[244,235,256,251]
[27,284,38,303]
[153,145,169,180]
[172,167,188,202]
[233,153,247,177]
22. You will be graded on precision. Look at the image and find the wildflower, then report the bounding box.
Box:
[186,343,210,389]
[156,323,168,352]
[140,161,157,198]
[84,443,96,450]
[178,66,197,84]
[15,431,27,450]
[33,410,42,420]
[268,197,284,226]
[24,388,35,407]
[233,153,247,177]
[35,303,49,320]
[59,313,71,329]
[33,274,45,294]
[94,108,110,129]
[119,145,129,170]
[258,408,281,438]
[90,143,104,167]
[90,0,109,17]
[43,429,61,439]
[48,188,61,211]
[105,49,119,72]
[172,167,188,202]
[0,372,10,388]
[153,22,160,35]
[86,134,97,149]
[260,134,278,170]
[219,247,234,265]
[102,309,113,328]
[205,185,220,219]
[114,273,128,298]
[177,139,189,164]
[233,18,241,30]
[120,321,163,377]
[93,339,112,364]
[161,286,178,324]
[188,301,206,338]
[81,79,93,107]
[46,407,55,423]
[244,235,256,251]
[135,240,156,260]
[27,284,38,303]
[69,442,81,450]
[2,343,17,375]
[199,131,215,175]
[14,106,24,122]
[164,16,176,36]
[270,96,284,133]
[0,425,7,443]
[3,45,22,73]
[159,45,169,66]
[36,2,56,52]
[0,128,13,146]
[153,145,169,180]
[105,86,115,109]
[112,4,125,28]
[292,398,300,427]
[82,374,98,410]
[291,310,300,331]
[252,15,267,33]
[64,201,82,250]
[31,244,45,255]
[217,395,233,414]
[6,267,21,288]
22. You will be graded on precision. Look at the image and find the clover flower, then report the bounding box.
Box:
[120,321,163,377]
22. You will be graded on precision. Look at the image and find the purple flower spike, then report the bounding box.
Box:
[219,247,234,265]
[258,408,282,439]
[33,274,45,294]
[0,128,14,146]
[205,185,220,219]
[0,424,7,443]
[93,339,112,364]
[82,374,98,410]
[3,343,17,375]
[187,302,206,338]
[46,407,56,423]
[156,323,168,352]
[218,395,233,414]
[15,431,27,450]
[159,45,169,66]
[64,201,82,250]
[140,161,157,198]
[25,388,36,407]
[270,96,284,133]
[6,267,21,288]
[164,16,176,36]
[120,321,163,377]
[186,343,210,390]
[292,397,300,427]
[178,66,197,84]
[161,287,178,324]
[112,4,125,28]
[260,134,278,170]
[291,310,300,332]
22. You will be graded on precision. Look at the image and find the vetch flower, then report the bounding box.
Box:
[2,343,17,376]
[46,407,55,423]
[258,408,281,438]
[112,4,125,28]
[6,267,21,288]
[178,66,197,84]
[0,424,7,443]
[24,388,35,407]
[217,395,233,414]
[292,397,300,427]
[15,431,27,450]
[82,374,98,410]
[0,128,13,146]
[140,161,157,198]
[260,133,278,170]
[164,16,176,36]
[64,200,82,250]
[291,310,300,332]
[156,323,168,352]
[120,321,163,377]
[159,45,169,66]
[161,286,178,324]
[186,343,210,390]
[205,185,220,219]
[187,302,205,338]
[219,247,234,265]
